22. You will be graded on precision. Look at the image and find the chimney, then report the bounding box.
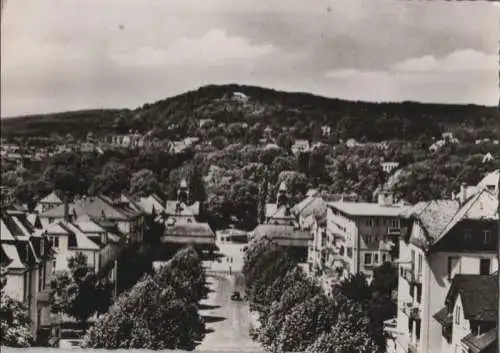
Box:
[378,191,394,206]
[460,183,467,205]
[63,194,70,222]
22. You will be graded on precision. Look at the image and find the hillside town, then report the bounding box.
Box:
[1,144,498,352]
[2,0,498,352]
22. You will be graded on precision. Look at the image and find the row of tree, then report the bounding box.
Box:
[82,247,208,350]
[242,236,398,353]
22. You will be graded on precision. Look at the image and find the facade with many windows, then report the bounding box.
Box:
[394,189,498,353]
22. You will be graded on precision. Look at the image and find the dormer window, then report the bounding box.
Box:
[483,230,491,243]
[463,230,472,242]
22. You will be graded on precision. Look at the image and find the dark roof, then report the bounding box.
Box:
[252,224,312,241]
[446,274,498,322]
[433,307,452,327]
[461,328,497,353]
[41,195,142,221]
[163,222,215,238]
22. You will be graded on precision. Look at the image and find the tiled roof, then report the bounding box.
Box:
[74,216,105,234]
[252,224,312,241]
[163,222,215,238]
[292,195,327,219]
[433,307,452,327]
[41,196,140,221]
[446,274,498,322]
[461,328,497,353]
[60,222,100,251]
[405,200,460,245]
[433,190,498,247]
[328,201,409,217]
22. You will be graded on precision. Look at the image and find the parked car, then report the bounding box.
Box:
[230,291,242,301]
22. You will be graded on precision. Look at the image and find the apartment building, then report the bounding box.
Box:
[321,191,409,282]
[0,210,55,339]
[394,189,498,353]
[434,274,497,353]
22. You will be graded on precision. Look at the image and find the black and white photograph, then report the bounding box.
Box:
[0,1,499,352]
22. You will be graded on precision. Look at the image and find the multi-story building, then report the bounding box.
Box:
[39,194,145,245]
[1,210,55,339]
[393,189,498,353]
[322,191,409,282]
[433,274,497,353]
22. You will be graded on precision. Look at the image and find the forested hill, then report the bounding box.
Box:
[1,84,497,140]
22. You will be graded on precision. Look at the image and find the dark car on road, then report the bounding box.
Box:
[230,291,242,301]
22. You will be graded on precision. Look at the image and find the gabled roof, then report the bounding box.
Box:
[405,200,460,247]
[74,216,105,234]
[41,195,140,221]
[60,222,100,251]
[291,194,327,219]
[446,274,498,322]
[432,190,498,247]
[39,191,63,204]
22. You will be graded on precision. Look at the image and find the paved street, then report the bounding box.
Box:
[196,241,263,352]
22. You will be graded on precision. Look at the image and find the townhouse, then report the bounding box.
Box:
[322,191,409,282]
[434,274,497,353]
[1,210,55,339]
[394,189,498,353]
[39,194,145,245]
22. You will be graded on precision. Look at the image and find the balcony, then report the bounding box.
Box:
[401,302,421,320]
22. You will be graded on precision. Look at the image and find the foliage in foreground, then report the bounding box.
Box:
[82,246,206,350]
[243,236,380,353]
[0,271,33,347]
[49,253,112,326]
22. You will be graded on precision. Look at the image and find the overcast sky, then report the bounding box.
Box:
[1,0,498,117]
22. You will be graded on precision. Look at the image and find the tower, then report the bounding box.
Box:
[177,179,190,204]
[276,182,288,208]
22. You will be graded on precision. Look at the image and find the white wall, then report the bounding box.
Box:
[3,272,24,301]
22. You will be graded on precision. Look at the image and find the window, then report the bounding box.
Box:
[51,236,59,248]
[347,247,353,258]
[366,218,374,227]
[382,254,387,263]
[364,253,372,265]
[463,230,472,242]
[391,219,400,228]
[448,257,460,280]
[455,306,461,325]
[417,254,423,278]
[480,258,491,275]
[483,230,491,243]
[374,253,379,264]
